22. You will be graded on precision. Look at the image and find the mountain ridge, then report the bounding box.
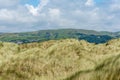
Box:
[0,29,119,44]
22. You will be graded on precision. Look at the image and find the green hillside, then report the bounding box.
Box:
[0,29,115,44]
[0,39,120,80]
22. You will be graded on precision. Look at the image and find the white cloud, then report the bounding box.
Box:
[85,0,94,6]
[0,9,14,20]
[38,0,49,11]
[111,4,120,11]
[26,0,49,16]
[26,4,39,16]
[49,8,61,19]
[0,7,38,24]
[0,0,120,32]
[0,0,19,7]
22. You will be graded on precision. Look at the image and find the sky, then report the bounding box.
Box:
[0,0,120,32]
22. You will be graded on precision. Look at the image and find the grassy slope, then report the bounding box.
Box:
[0,39,120,80]
[0,29,114,43]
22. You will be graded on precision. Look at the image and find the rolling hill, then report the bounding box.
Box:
[0,39,120,80]
[0,29,118,44]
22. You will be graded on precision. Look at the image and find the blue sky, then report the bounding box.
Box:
[95,0,105,3]
[21,0,40,7]
[0,0,120,32]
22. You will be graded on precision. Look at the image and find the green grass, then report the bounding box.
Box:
[0,39,120,80]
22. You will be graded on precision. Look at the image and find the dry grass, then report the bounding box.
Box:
[0,39,120,80]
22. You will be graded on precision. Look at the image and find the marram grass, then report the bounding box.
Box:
[0,39,120,80]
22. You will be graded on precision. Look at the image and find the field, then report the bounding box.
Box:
[0,39,120,80]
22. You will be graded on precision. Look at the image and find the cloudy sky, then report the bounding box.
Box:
[0,0,120,32]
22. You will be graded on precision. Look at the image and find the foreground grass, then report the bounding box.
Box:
[0,39,120,80]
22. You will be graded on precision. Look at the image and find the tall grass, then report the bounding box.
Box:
[0,39,120,80]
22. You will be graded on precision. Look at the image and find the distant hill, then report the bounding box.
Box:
[0,29,119,44]
[0,39,120,80]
